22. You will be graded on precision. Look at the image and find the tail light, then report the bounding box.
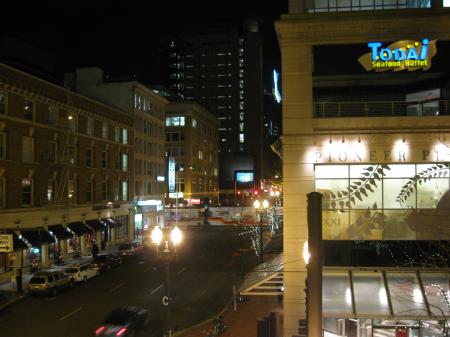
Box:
[116,328,127,336]
[95,326,105,335]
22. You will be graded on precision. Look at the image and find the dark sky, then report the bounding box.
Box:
[3,1,288,87]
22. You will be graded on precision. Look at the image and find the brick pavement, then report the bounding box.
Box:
[175,296,283,337]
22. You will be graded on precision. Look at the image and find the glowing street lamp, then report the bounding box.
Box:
[253,199,269,263]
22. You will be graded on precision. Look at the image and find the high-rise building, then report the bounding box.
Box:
[275,1,450,336]
[168,20,265,190]
[64,68,168,239]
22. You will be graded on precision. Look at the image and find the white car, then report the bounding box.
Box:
[64,263,99,283]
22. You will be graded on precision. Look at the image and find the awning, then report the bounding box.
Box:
[68,222,91,236]
[238,255,450,320]
[101,218,119,228]
[21,229,55,245]
[48,224,73,239]
[13,233,28,250]
[86,219,105,231]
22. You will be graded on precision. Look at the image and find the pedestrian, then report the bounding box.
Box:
[92,240,99,258]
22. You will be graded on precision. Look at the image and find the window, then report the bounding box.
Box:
[69,145,78,166]
[101,179,108,201]
[240,112,244,121]
[86,147,93,168]
[0,177,5,208]
[198,150,203,160]
[102,122,108,139]
[101,150,108,169]
[68,180,76,200]
[122,129,128,145]
[47,141,57,163]
[23,99,34,120]
[240,101,244,110]
[47,179,56,202]
[114,181,119,201]
[68,114,77,132]
[239,123,244,132]
[21,178,33,206]
[22,136,34,163]
[192,118,197,128]
[121,181,128,201]
[0,91,6,114]
[114,127,120,142]
[239,133,244,143]
[122,154,128,171]
[0,133,6,160]
[48,106,59,124]
[86,180,93,203]
[165,116,185,127]
[86,118,94,136]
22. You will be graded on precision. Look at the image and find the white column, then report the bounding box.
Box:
[41,243,49,268]
[80,235,86,256]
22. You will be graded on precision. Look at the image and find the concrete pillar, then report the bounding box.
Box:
[80,235,86,256]
[110,227,115,243]
[60,240,68,259]
[96,231,103,249]
[41,243,49,268]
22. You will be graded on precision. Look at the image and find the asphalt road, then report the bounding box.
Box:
[0,226,256,337]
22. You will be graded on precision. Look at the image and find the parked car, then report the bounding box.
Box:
[94,306,149,336]
[28,271,74,296]
[93,254,122,272]
[64,263,99,283]
[117,242,144,258]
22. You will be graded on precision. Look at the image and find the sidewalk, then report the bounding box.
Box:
[175,296,283,337]
[0,245,119,310]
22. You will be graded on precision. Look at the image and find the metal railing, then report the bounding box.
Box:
[314,100,450,118]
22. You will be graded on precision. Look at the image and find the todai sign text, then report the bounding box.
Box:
[168,157,176,193]
[358,38,437,72]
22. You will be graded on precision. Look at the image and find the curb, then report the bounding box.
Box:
[0,294,26,311]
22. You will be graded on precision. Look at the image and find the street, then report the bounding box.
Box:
[0,227,256,337]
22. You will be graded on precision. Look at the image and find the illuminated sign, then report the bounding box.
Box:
[169,192,183,198]
[272,69,282,103]
[157,176,165,182]
[358,39,437,72]
[235,171,254,183]
[137,200,162,206]
[0,234,13,253]
[168,157,176,193]
[191,198,201,205]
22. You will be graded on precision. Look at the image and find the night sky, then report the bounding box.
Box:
[3,1,288,88]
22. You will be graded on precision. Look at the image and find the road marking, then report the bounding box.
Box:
[150,284,163,295]
[197,254,205,261]
[177,267,187,275]
[199,289,207,297]
[109,282,125,293]
[59,307,82,321]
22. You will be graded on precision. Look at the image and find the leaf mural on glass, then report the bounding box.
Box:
[323,164,389,210]
[395,164,449,205]
[345,203,385,240]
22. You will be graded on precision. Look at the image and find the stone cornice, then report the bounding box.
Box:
[276,9,450,46]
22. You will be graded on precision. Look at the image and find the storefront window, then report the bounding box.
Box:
[317,163,450,240]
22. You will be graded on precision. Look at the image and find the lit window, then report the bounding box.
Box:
[239,69,244,78]
[192,118,197,128]
[21,178,33,207]
[122,154,128,171]
[239,80,244,88]
[239,123,244,132]
[239,112,244,121]
[239,58,244,67]
[114,127,120,142]
[102,122,108,139]
[221,138,227,142]
[240,102,244,110]
[122,128,128,145]
[122,181,128,200]
[239,134,244,143]
[239,90,244,99]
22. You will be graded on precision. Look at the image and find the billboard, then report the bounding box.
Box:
[235,171,254,183]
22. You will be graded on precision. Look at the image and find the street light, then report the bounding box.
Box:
[253,199,269,264]
[151,224,183,337]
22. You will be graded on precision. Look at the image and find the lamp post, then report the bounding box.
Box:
[253,199,269,264]
[151,223,182,337]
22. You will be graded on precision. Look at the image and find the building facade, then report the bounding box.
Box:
[65,68,168,241]
[168,21,265,189]
[0,63,134,280]
[165,101,219,206]
[276,1,450,336]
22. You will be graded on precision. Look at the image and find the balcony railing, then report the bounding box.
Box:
[314,100,450,118]
[305,0,432,13]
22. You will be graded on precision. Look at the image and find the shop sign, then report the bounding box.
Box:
[0,234,13,253]
[137,200,162,206]
[169,192,183,198]
[168,157,176,193]
[191,198,201,205]
[358,38,437,72]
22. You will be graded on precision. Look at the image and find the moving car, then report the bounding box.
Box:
[94,306,149,337]
[64,263,99,283]
[28,271,74,296]
[93,253,122,272]
[117,242,144,258]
